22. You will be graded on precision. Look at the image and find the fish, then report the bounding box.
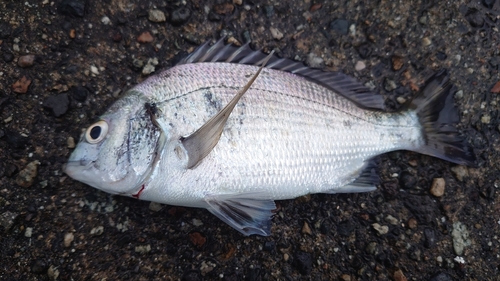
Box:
[64,39,475,236]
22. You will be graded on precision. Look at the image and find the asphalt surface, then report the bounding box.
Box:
[1,0,499,280]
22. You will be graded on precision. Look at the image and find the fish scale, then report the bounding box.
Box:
[139,63,418,201]
[65,40,475,236]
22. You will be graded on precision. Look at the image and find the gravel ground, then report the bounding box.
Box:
[1,0,500,280]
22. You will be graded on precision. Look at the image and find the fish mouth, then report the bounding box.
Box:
[63,160,95,178]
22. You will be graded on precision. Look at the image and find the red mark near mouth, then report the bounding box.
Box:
[132,184,145,199]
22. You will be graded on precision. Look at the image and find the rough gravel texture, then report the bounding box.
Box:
[1,0,500,280]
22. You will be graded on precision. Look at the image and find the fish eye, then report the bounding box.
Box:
[85,120,108,144]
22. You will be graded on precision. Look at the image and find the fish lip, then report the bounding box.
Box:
[63,160,94,176]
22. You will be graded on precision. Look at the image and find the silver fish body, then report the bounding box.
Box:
[65,41,475,236]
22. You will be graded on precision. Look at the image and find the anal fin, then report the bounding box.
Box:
[326,159,379,194]
[204,193,276,236]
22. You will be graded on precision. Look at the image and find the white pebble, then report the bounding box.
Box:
[64,232,74,247]
[90,65,99,75]
[25,227,33,238]
[90,226,104,236]
[101,16,110,25]
[270,27,284,40]
[355,61,366,71]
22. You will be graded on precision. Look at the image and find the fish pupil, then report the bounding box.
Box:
[90,126,101,139]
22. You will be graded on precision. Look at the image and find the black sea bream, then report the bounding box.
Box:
[64,39,475,235]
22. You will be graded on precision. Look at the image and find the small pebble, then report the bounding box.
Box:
[135,244,151,253]
[149,201,163,212]
[451,165,468,181]
[451,221,471,255]
[384,78,397,91]
[189,232,206,247]
[101,16,110,25]
[192,218,203,227]
[148,9,166,23]
[90,226,104,236]
[25,227,33,237]
[137,31,154,43]
[47,265,60,281]
[283,253,289,261]
[170,7,191,24]
[200,260,216,276]
[385,215,399,225]
[430,178,445,197]
[12,76,32,94]
[233,0,242,5]
[43,93,69,117]
[422,37,432,46]
[302,221,312,235]
[18,54,35,68]
[16,160,40,188]
[306,53,324,68]
[393,269,408,281]
[355,61,366,71]
[408,217,420,229]
[341,274,352,281]
[396,96,407,104]
[372,223,389,235]
[64,232,74,247]
[330,19,349,35]
[365,241,379,255]
[90,65,99,75]
[264,5,274,18]
[0,211,19,231]
[310,3,322,12]
[270,27,283,40]
[71,86,88,102]
[392,56,404,71]
[491,81,500,93]
[67,136,75,148]
[436,256,443,264]
[214,3,234,15]
[293,251,312,275]
[142,58,158,75]
[481,114,491,124]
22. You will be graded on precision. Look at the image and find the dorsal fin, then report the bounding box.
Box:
[178,38,386,111]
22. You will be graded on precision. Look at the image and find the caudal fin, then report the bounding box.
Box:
[411,70,475,166]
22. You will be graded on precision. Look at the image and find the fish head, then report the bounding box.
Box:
[64,92,163,196]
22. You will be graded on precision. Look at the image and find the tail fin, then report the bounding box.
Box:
[411,69,475,166]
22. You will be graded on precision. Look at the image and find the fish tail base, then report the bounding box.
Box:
[411,69,475,166]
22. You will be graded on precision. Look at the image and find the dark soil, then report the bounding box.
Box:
[1,0,499,280]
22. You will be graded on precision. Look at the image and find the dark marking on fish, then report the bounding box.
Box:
[343,120,352,128]
[203,90,222,112]
[145,102,161,128]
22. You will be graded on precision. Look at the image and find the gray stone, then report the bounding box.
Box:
[451,221,471,255]
[148,9,166,23]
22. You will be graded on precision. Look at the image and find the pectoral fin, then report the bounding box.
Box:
[204,193,276,236]
[180,51,275,169]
